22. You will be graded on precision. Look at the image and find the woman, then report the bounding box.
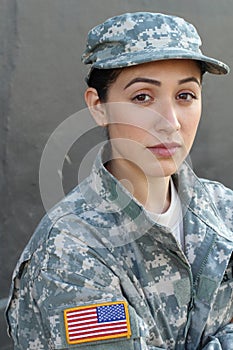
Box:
[6,12,233,350]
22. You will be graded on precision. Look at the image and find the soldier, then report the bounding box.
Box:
[6,12,233,349]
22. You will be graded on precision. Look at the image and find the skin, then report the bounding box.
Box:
[85,59,202,213]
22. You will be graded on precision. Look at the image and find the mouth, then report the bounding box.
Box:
[147,142,182,157]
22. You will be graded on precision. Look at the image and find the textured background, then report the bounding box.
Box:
[1,1,233,348]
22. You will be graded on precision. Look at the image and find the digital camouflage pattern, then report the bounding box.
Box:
[82,12,229,75]
[6,145,233,349]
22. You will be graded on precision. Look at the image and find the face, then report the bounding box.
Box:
[102,59,202,178]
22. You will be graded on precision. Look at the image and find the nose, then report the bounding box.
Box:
[154,103,181,134]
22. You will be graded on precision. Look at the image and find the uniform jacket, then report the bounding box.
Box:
[6,146,233,349]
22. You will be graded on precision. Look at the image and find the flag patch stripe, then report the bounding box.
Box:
[69,321,127,334]
[68,320,126,332]
[64,301,131,344]
[69,328,129,341]
[69,324,128,337]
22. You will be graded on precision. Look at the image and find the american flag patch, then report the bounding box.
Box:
[64,301,131,344]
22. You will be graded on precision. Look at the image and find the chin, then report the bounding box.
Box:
[143,158,182,178]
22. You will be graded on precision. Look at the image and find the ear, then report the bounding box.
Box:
[84,87,108,127]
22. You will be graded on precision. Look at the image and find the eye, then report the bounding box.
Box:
[132,93,153,104]
[176,92,197,101]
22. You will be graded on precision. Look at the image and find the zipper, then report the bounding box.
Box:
[168,250,195,341]
[193,232,217,288]
[183,291,195,339]
[169,231,218,348]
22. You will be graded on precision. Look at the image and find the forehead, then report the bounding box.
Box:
[115,59,202,82]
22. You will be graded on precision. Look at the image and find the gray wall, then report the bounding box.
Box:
[1,1,233,348]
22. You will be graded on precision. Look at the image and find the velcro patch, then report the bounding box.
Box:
[64,301,131,345]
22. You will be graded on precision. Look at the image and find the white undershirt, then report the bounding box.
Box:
[146,179,184,249]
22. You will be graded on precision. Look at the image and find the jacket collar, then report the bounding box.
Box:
[82,144,232,242]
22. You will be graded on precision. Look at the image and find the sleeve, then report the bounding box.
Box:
[33,225,159,350]
[201,324,233,350]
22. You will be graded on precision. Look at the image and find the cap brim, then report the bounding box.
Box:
[91,48,230,75]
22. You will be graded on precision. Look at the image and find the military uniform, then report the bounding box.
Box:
[6,11,233,350]
[6,145,233,349]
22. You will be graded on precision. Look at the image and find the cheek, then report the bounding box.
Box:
[106,103,154,128]
[106,104,152,141]
[181,113,201,145]
[108,124,147,142]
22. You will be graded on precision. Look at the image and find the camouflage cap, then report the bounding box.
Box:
[82,12,229,75]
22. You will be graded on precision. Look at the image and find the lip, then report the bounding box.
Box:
[147,142,182,157]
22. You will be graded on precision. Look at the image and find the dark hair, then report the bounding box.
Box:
[86,68,122,102]
[199,61,207,78]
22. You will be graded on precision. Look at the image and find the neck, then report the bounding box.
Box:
[106,158,171,214]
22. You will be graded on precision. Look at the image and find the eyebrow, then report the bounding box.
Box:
[124,77,161,89]
[124,76,201,90]
[178,77,201,87]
